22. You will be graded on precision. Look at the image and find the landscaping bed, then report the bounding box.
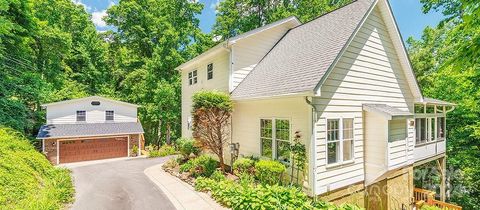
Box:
[0,127,74,209]
[162,138,363,210]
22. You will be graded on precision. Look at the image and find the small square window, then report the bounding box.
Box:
[188,70,198,85]
[207,63,213,80]
[76,111,86,122]
[106,110,114,121]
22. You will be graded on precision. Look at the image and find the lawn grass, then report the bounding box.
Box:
[0,127,74,209]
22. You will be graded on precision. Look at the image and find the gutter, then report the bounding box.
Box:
[305,97,317,197]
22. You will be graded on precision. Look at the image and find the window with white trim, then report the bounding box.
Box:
[76,110,86,122]
[207,63,213,80]
[416,117,436,144]
[188,70,197,85]
[327,118,354,165]
[260,118,291,163]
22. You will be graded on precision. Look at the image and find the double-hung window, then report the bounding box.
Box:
[207,63,213,80]
[327,118,354,165]
[188,70,197,85]
[76,111,86,122]
[260,118,291,164]
[106,110,114,121]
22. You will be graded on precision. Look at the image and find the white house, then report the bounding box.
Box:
[178,0,457,208]
[37,96,144,164]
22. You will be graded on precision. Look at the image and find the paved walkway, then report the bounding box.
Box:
[68,157,175,210]
[144,163,228,210]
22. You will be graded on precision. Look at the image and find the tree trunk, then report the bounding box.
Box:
[218,148,225,172]
[166,123,171,145]
[157,120,162,147]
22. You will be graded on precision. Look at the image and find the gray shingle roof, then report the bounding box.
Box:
[231,0,375,99]
[363,104,412,117]
[36,122,144,139]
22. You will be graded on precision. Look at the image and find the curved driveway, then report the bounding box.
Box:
[70,157,175,210]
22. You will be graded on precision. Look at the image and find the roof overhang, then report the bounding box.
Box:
[176,16,301,71]
[41,96,140,108]
[363,104,413,120]
[416,97,456,106]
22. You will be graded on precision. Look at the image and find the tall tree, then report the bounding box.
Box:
[105,0,213,145]
[408,0,480,208]
[212,0,352,40]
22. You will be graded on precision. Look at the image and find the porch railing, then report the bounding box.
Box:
[414,188,462,210]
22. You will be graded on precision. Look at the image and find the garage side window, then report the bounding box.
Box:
[106,110,114,121]
[76,111,86,122]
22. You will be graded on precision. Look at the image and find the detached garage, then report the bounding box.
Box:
[36,96,145,165]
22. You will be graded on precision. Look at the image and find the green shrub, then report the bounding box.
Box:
[210,169,226,182]
[179,161,193,173]
[0,127,74,209]
[195,177,358,210]
[179,155,218,177]
[158,145,175,156]
[132,144,139,155]
[177,138,200,158]
[233,158,255,175]
[148,150,161,158]
[254,159,286,185]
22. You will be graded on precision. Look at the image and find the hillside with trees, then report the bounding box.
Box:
[0,0,478,209]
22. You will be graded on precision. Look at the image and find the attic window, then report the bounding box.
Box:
[91,101,101,106]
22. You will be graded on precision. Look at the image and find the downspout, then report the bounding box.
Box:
[305,97,317,198]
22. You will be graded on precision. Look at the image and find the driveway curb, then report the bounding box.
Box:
[144,161,228,210]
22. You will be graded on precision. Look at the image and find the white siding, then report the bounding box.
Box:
[232,25,291,90]
[232,97,313,191]
[364,112,387,185]
[181,51,230,138]
[46,99,137,124]
[313,7,415,194]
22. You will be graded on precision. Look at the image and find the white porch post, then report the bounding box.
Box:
[127,135,130,157]
[138,134,141,156]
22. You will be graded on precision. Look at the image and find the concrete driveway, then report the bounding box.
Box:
[69,157,175,210]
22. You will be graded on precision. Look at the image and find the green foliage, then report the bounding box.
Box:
[213,0,352,40]
[254,160,286,185]
[192,90,233,112]
[408,1,480,208]
[0,127,74,209]
[132,145,139,156]
[179,155,219,178]
[210,169,226,182]
[177,138,201,159]
[158,145,176,156]
[192,90,233,171]
[233,158,255,175]
[148,150,161,158]
[195,177,361,210]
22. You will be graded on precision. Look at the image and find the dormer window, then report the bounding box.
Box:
[76,111,86,122]
[106,110,114,121]
[188,70,197,85]
[207,63,213,80]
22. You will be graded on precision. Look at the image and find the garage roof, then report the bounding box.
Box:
[36,122,144,139]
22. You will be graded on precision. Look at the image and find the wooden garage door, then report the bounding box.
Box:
[59,137,128,163]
